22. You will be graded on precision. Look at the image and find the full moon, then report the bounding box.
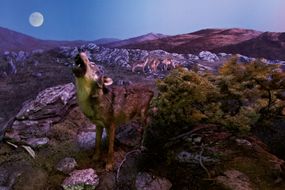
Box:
[29,12,44,27]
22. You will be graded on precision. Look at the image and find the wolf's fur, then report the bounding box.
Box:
[73,52,153,170]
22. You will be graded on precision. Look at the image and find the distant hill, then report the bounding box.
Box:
[107,28,285,60]
[0,27,119,52]
[0,26,89,52]
[93,38,120,45]
[104,32,168,48]
[212,32,285,60]
[113,28,260,53]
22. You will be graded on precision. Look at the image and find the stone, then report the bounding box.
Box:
[5,83,76,142]
[116,150,141,189]
[135,172,172,190]
[86,43,98,50]
[188,54,200,61]
[95,173,116,190]
[237,54,251,63]
[77,132,96,150]
[56,157,78,174]
[77,130,107,150]
[176,151,218,164]
[13,168,48,190]
[199,51,219,62]
[116,122,143,147]
[235,139,252,147]
[26,137,49,148]
[216,170,253,190]
[16,51,27,62]
[7,59,16,74]
[62,169,99,190]
[218,53,229,57]
[32,49,44,54]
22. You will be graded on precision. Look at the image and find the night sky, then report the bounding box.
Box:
[0,0,284,40]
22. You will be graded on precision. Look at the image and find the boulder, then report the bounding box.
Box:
[5,83,76,142]
[62,169,99,190]
[216,170,254,190]
[135,172,172,190]
[116,122,143,147]
[56,157,78,174]
[199,51,219,62]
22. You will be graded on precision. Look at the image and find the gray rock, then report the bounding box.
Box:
[3,51,10,56]
[95,173,116,190]
[135,172,172,190]
[0,186,10,190]
[7,59,16,74]
[199,51,219,62]
[116,150,141,189]
[0,165,22,189]
[235,139,252,147]
[116,122,142,147]
[32,49,44,54]
[70,48,79,58]
[188,54,200,61]
[77,129,107,150]
[31,72,43,78]
[86,43,98,50]
[6,83,76,142]
[77,132,96,150]
[216,170,253,190]
[56,157,78,174]
[236,54,251,63]
[26,137,49,148]
[115,80,132,86]
[176,151,218,164]
[16,83,75,120]
[218,52,229,57]
[16,51,27,62]
[62,169,99,190]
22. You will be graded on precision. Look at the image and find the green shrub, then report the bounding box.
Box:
[143,59,285,149]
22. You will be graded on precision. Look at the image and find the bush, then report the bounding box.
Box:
[143,59,285,150]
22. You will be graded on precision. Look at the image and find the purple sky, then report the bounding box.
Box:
[0,0,284,40]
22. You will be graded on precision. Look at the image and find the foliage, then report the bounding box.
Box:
[144,59,285,148]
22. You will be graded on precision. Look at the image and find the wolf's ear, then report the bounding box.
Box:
[103,76,113,86]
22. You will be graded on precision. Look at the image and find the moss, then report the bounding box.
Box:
[62,184,96,190]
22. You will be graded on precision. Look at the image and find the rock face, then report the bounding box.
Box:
[5,83,76,144]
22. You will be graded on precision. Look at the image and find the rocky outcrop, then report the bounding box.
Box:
[0,51,30,77]
[5,83,76,146]
[199,51,220,62]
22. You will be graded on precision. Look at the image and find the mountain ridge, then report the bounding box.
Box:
[1,26,285,60]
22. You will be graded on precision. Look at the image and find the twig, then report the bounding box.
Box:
[199,143,211,178]
[116,149,141,182]
[165,125,215,148]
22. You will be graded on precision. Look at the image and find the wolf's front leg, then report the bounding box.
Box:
[105,123,116,171]
[94,125,103,161]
